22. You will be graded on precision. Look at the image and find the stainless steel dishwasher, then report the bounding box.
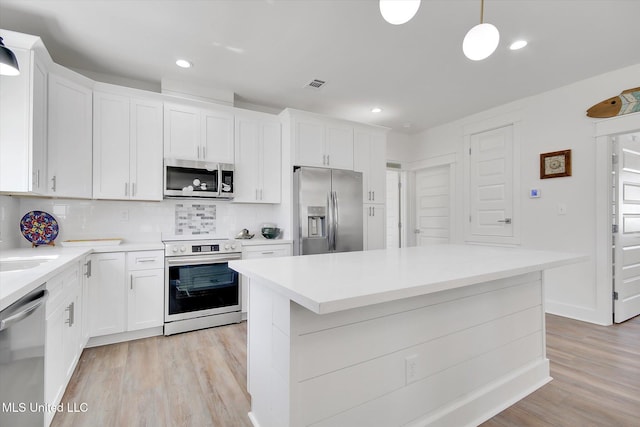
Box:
[0,284,49,427]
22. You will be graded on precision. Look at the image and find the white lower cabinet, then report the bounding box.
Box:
[87,252,126,337]
[87,250,164,339]
[45,260,82,427]
[126,251,164,331]
[364,204,386,250]
[241,242,292,313]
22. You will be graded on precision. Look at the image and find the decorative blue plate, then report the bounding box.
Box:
[20,211,59,246]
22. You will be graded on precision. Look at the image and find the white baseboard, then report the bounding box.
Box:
[404,360,551,427]
[86,326,163,348]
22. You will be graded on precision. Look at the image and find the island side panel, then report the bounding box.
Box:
[247,278,291,427]
[287,271,549,427]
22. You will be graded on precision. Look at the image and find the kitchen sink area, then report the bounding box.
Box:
[0,255,57,272]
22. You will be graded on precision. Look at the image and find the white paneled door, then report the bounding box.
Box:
[614,133,640,323]
[386,170,400,248]
[468,125,514,242]
[414,165,450,245]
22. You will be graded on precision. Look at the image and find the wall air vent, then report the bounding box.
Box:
[305,79,327,90]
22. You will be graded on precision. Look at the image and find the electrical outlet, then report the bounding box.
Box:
[405,355,418,384]
[120,209,129,221]
[558,203,567,215]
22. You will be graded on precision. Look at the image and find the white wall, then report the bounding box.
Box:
[0,197,284,248]
[397,63,640,325]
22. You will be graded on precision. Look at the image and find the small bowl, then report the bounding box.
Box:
[261,227,280,239]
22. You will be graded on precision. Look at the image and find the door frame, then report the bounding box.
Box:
[407,153,456,247]
[595,113,640,325]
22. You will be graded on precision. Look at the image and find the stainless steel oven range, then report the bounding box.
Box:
[164,239,241,335]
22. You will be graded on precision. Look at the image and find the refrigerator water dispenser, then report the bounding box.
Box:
[307,206,326,237]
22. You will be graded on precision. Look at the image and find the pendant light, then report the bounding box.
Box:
[462,0,500,61]
[379,0,421,25]
[0,37,20,76]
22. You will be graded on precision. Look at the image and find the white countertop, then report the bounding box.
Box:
[229,244,588,315]
[239,238,293,246]
[0,241,164,311]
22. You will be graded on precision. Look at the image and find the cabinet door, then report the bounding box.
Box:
[234,117,261,202]
[202,109,234,163]
[0,48,47,194]
[368,132,387,203]
[130,98,163,200]
[128,269,164,331]
[31,56,48,194]
[260,121,282,203]
[88,252,126,337]
[93,91,131,199]
[295,119,325,167]
[325,123,354,170]
[48,74,93,198]
[164,103,199,160]
[354,130,372,202]
[364,204,386,250]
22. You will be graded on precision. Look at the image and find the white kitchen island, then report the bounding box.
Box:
[229,244,586,427]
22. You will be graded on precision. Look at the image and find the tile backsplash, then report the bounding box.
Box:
[0,195,284,248]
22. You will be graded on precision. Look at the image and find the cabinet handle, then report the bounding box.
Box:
[51,175,57,192]
[255,189,258,200]
[327,155,330,165]
[202,146,207,159]
[322,154,326,165]
[137,258,156,263]
[197,146,201,159]
[261,251,274,255]
[260,189,263,200]
[130,275,133,290]
[125,182,129,196]
[131,182,136,197]
[65,302,74,327]
[84,260,92,278]
[372,206,375,216]
[372,191,375,201]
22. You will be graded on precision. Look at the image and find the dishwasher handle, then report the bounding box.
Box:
[0,289,49,332]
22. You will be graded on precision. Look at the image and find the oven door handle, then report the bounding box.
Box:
[166,254,241,267]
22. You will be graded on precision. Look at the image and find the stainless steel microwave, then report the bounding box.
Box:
[164,158,234,199]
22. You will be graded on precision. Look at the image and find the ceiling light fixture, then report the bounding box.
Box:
[175,59,192,69]
[371,107,383,113]
[379,0,421,25]
[0,37,20,76]
[462,0,500,61]
[510,40,528,50]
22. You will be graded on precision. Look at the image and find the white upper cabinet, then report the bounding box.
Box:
[354,128,387,204]
[164,102,234,163]
[48,73,93,198]
[202,108,235,163]
[0,45,48,194]
[234,111,281,203]
[293,113,354,170]
[93,87,163,201]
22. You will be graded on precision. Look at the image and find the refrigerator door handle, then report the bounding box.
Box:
[327,192,334,251]
[332,191,339,251]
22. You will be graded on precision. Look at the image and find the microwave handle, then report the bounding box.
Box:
[217,163,222,197]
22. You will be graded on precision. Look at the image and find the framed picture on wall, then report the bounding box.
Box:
[540,149,572,179]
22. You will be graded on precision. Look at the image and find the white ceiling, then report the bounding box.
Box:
[1,0,639,134]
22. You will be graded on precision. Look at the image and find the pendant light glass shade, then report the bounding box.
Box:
[379,0,421,25]
[0,37,20,76]
[463,22,500,61]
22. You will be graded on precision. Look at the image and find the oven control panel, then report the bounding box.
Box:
[164,240,239,256]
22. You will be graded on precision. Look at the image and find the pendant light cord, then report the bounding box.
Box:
[480,0,484,23]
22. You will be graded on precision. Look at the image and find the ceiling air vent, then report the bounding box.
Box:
[305,79,327,90]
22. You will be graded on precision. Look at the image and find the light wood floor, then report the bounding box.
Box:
[53,314,640,427]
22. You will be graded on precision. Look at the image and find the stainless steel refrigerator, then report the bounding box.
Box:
[293,167,363,255]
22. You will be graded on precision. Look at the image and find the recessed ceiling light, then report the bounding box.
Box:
[371,107,383,113]
[175,59,192,68]
[509,40,528,50]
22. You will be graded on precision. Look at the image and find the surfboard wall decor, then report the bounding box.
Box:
[587,87,640,118]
